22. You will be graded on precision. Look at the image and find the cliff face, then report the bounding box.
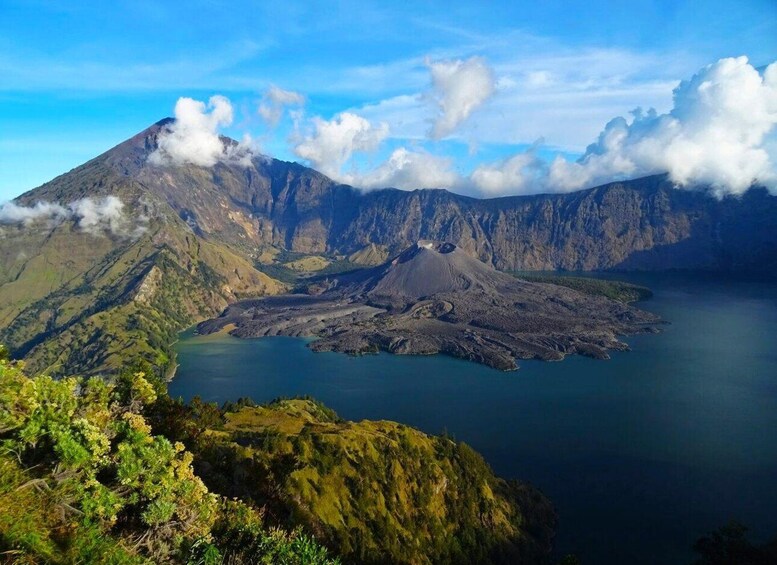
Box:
[22,120,773,276]
[60,120,773,275]
[308,177,777,273]
[3,121,776,374]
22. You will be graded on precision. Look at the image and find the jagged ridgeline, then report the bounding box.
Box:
[2,119,777,376]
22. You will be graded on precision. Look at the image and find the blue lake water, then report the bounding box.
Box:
[170,272,777,565]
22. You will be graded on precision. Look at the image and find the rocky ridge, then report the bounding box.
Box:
[2,119,775,375]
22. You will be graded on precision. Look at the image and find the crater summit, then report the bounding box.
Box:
[199,242,662,370]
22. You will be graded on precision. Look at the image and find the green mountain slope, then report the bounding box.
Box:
[0,130,284,376]
[2,119,776,376]
[185,398,556,564]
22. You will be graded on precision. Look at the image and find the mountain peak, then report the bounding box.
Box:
[328,240,513,305]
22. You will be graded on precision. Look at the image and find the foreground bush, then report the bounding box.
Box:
[0,352,337,564]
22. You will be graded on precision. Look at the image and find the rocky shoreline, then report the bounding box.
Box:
[198,242,663,370]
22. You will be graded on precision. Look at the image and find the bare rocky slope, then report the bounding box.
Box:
[26,119,776,275]
[2,119,776,375]
[198,241,662,370]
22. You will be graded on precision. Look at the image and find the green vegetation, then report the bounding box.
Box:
[347,243,389,266]
[511,272,653,303]
[283,256,331,272]
[0,353,337,564]
[255,252,364,288]
[0,348,558,565]
[0,217,283,379]
[254,262,301,285]
[181,398,556,565]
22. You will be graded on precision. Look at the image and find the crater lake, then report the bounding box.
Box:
[170,272,777,565]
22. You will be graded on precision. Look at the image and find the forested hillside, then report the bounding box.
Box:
[0,347,557,564]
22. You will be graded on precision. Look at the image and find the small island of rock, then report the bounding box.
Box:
[198,241,662,370]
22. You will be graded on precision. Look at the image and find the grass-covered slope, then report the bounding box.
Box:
[0,185,283,378]
[191,399,556,565]
[0,349,557,564]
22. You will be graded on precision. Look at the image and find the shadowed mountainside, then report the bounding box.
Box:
[21,119,777,275]
[2,119,776,375]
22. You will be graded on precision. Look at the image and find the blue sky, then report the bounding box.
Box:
[1,0,776,200]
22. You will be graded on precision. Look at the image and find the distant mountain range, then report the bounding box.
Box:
[2,119,776,375]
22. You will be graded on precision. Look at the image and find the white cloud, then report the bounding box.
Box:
[69,196,129,236]
[345,148,458,190]
[258,85,305,127]
[357,48,681,152]
[294,112,389,177]
[468,57,777,197]
[0,201,69,225]
[0,197,146,237]
[149,95,246,167]
[470,147,548,196]
[545,57,777,195]
[426,56,496,139]
[224,133,262,167]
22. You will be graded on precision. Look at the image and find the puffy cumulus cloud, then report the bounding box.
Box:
[470,57,777,197]
[0,197,147,238]
[548,57,777,196]
[427,56,496,140]
[258,85,305,127]
[470,146,549,196]
[149,95,258,167]
[346,148,459,190]
[294,112,389,177]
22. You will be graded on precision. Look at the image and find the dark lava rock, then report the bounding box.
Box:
[198,241,663,370]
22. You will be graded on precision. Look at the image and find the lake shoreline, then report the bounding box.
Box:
[171,272,777,565]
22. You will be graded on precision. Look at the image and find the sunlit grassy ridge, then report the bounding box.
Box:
[0,346,557,565]
[190,398,556,565]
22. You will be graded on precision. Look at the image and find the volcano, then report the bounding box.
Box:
[3,118,773,376]
[198,241,662,370]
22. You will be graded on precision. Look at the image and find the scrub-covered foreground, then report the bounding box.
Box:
[0,346,557,564]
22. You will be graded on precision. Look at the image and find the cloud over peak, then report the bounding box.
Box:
[144,55,775,199]
[149,95,255,167]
